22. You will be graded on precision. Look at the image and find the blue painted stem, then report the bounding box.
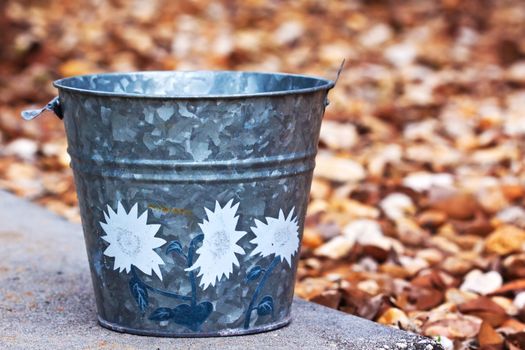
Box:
[243,256,280,329]
[187,234,203,307]
[131,266,192,301]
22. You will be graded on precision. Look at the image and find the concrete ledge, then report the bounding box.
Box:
[0,190,442,349]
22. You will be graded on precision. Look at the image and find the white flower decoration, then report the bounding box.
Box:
[250,208,300,267]
[186,200,247,290]
[100,202,166,280]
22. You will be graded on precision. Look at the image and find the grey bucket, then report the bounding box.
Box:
[22,70,335,337]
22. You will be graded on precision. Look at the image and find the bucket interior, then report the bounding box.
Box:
[53,71,333,98]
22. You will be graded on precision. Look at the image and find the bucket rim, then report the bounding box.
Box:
[53,70,335,99]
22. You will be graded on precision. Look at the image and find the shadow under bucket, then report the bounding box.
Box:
[23,70,335,337]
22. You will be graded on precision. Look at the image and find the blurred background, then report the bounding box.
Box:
[2,0,525,348]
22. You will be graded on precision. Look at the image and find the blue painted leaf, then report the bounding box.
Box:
[191,234,204,246]
[129,278,148,313]
[257,296,274,316]
[149,307,174,321]
[245,265,263,282]
[166,241,184,255]
[172,301,213,331]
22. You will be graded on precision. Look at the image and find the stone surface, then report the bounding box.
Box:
[0,190,442,349]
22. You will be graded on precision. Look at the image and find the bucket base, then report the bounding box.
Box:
[97,315,292,337]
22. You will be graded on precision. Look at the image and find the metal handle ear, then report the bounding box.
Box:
[21,96,63,121]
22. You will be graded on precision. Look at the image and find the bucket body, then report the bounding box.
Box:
[31,71,333,336]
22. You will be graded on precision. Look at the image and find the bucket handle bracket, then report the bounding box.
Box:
[21,96,63,121]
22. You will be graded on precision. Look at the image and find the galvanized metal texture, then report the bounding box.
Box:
[53,71,334,99]
[23,71,334,337]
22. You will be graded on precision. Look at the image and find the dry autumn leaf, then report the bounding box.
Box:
[423,313,482,339]
[485,226,525,256]
[458,297,508,327]
[491,280,525,296]
[478,321,504,349]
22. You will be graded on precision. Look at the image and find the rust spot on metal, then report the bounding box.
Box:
[148,204,193,216]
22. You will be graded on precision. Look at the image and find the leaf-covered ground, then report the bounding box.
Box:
[2,1,525,348]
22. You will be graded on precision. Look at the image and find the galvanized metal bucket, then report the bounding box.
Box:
[22,70,335,337]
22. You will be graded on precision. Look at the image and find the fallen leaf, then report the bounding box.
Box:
[343,219,391,250]
[380,264,412,279]
[380,192,415,221]
[451,211,493,236]
[339,286,379,318]
[477,186,510,214]
[411,287,444,311]
[329,198,379,219]
[417,210,447,230]
[399,255,429,276]
[313,236,354,259]
[441,256,475,276]
[412,269,456,290]
[402,172,454,192]
[294,277,335,300]
[492,296,518,317]
[377,307,411,329]
[319,121,358,150]
[58,59,99,77]
[431,236,460,254]
[427,188,479,220]
[3,138,38,160]
[507,332,525,350]
[458,297,508,327]
[358,294,393,320]
[496,206,525,229]
[314,152,366,183]
[491,279,525,296]
[478,322,504,349]
[499,319,525,334]
[423,313,482,339]
[501,185,525,202]
[395,217,429,246]
[507,61,525,83]
[310,290,342,309]
[485,225,525,255]
[416,248,445,266]
[504,255,525,279]
[460,270,503,296]
[302,228,324,249]
[514,292,525,310]
[357,279,380,295]
[309,179,332,200]
[446,288,479,305]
